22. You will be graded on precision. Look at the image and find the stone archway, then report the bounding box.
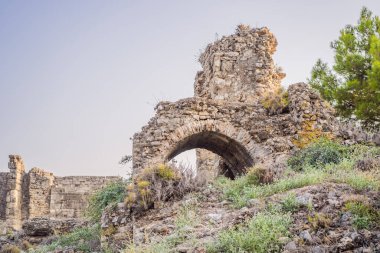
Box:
[132,25,340,180]
[132,98,259,178]
[166,131,253,176]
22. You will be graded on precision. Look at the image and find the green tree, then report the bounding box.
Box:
[309,7,380,128]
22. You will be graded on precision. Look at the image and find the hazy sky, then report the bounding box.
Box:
[1,1,379,177]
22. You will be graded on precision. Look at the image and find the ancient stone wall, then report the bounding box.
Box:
[132,85,338,178]
[50,176,120,218]
[0,156,120,230]
[26,168,55,219]
[5,155,25,229]
[132,25,353,179]
[194,25,285,103]
[0,172,9,220]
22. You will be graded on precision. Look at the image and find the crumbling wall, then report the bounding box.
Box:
[27,168,55,219]
[5,155,25,229]
[194,25,285,103]
[0,155,121,230]
[50,176,120,218]
[0,172,9,220]
[132,81,340,178]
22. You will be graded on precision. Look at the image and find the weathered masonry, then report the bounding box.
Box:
[132,25,380,179]
[0,155,119,230]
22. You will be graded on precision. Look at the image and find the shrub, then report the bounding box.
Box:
[344,201,380,229]
[292,120,334,148]
[288,138,346,171]
[261,87,289,115]
[124,163,201,211]
[86,180,127,222]
[307,213,331,230]
[246,166,274,185]
[281,193,300,213]
[207,211,292,253]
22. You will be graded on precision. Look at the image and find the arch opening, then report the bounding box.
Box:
[166,131,254,178]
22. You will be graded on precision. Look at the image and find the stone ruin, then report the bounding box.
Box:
[132,25,380,179]
[2,25,379,236]
[0,155,120,230]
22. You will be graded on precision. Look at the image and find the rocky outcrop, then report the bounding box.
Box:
[101,183,380,252]
[22,218,88,236]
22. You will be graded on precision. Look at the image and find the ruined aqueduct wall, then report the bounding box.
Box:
[0,155,120,229]
[50,176,119,218]
[132,83,338,177]
[132,25,379,178]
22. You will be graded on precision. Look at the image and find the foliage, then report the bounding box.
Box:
[207,211,292,253]
[119,155,132,165]
[86,180,127,222]
[292,120,333,148]
[288,138,346,171]
[344,201,380,229]
[246,165,274,185]
[307,213,332,231]
[281,193,301,213]
[309,7,380,128]
[30,225,101,253]
[217,142,380,207]
[216,168,326,208]
[124,163,201,212]
[261,87,289,115]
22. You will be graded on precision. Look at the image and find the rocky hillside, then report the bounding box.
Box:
[1,139,379,253]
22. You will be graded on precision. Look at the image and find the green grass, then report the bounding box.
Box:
[207,211,292,253]
[217,140,380,208]
[281,193,301,213]
[29,225,101,253]
[86,180,127,222]
[216,168,327,208]
[344,201,380,229]
[124,202,199,253]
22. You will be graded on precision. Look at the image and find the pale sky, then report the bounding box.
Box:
[1,0,379,177]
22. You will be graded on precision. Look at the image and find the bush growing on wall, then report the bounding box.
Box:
[86,180,127,222]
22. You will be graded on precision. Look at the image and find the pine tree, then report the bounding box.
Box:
[309,7,380,128]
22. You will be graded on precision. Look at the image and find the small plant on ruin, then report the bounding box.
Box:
[246,165,274,185]
[124,163,201,212]
[292,120,333,148]
[86,180,127,222]
[261,87,289,115]
[344,201,380,229]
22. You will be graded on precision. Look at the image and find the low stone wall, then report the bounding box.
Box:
[0,172,8,220]
[50,176,120,218]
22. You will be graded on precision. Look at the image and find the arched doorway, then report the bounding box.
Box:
[165,131,254,178]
